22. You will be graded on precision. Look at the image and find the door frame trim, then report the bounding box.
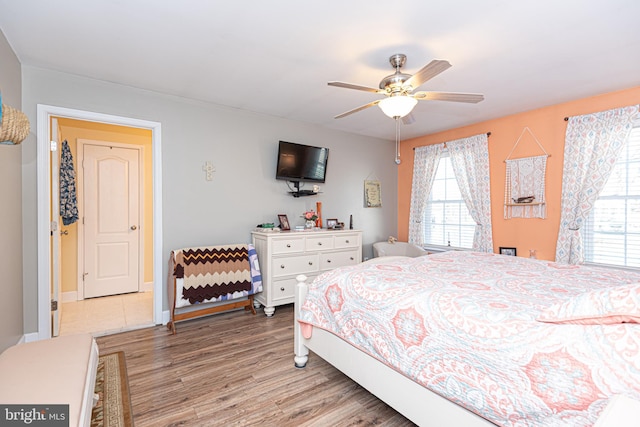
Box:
[36,104,163,340]
[76,140,144,300]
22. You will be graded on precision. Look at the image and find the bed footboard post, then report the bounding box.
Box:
[294,274,310,368]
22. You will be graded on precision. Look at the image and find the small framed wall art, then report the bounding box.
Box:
[364,180,382,208]
[499,247,517,256]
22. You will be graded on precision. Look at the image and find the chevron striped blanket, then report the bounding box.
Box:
[172,244,262,308]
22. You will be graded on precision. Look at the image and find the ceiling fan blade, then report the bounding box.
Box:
[402,113,415,125]
[328,81,383,93]
[414,91,484,103]
[403,60,452,91]
[334,100,381,119]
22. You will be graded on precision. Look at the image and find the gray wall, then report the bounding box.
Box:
[0,29,24,351]
[21,66,398,329]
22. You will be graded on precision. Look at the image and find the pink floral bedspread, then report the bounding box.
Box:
[298,251,640,426]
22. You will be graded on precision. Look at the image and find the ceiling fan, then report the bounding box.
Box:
[328,53,484,123]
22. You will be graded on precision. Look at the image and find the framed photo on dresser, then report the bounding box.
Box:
[278,214,290,231]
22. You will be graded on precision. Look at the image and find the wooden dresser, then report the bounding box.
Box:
[251,229,362,316]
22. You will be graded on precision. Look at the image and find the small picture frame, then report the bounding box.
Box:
[499,247,517,256]
[278,214,290,231]
[326,218,338,229]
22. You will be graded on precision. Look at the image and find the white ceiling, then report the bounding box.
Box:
[1,0,639,141]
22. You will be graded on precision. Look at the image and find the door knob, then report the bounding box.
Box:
[130,225,137,230]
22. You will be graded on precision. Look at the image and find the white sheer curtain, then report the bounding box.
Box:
[408,144,444,246]
[448,134,494,252]
[555,105,639,264]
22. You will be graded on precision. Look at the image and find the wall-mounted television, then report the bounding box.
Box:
[275,141,329,188]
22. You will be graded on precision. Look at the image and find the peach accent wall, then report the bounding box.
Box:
[56,118,153,293]
[398,86,640,261]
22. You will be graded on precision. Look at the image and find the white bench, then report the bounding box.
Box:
[0,334,99,427]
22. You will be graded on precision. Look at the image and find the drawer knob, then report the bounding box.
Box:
[286,244,291,248]
[350,257,354,260]
[308,261,313,266]
[345,240,350,243]
[280,287,285,291]
[327,259,331,263]
[317,242,322,246]
[280,264,285,269]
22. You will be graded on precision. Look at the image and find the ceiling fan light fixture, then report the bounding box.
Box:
[378,96,417,118]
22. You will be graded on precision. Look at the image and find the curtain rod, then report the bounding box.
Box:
[412,132,491,150]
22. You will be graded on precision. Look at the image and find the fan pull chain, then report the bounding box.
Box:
[395,117,401,165]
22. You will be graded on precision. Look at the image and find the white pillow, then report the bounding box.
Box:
[538,283,640,325]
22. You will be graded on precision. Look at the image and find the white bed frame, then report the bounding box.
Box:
[293,274,495,426]
[293,274,637,427]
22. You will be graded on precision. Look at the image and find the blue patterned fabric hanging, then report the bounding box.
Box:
[60,140,79,225]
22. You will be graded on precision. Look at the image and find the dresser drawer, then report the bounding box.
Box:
[270,274,318,303]
[272,238,305,254]
[272,254,319,277]
[306,235,334,251]
[320,249,360,270]
[271,278,297,303]
[334,233,361,249]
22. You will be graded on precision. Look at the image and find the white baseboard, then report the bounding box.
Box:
[62,291,78,302]
[23,332,40,343]
[142,281,153,292]
[162,310,171,325]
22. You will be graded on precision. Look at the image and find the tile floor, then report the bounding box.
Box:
[59,291,154,337]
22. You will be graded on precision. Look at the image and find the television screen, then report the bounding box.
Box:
[275,141,329,183]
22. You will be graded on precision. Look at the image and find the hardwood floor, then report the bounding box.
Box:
[96,304,416,427]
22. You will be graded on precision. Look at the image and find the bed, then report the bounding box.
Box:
[294,251,640,426]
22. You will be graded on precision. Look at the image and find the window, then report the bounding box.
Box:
[423,153,475,248]
[582,124,640,268]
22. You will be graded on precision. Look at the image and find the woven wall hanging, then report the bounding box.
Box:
[504,127,549,219]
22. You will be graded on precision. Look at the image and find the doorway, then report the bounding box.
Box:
[77,139,143,299]
[36,105,163,341]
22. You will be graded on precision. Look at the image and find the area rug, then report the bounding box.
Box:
[91,351,134,427]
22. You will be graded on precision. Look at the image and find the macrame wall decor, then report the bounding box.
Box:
[504,127,549,219]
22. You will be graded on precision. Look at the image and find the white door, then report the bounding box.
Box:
[50,118,62,336]
[83,144,140,298]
